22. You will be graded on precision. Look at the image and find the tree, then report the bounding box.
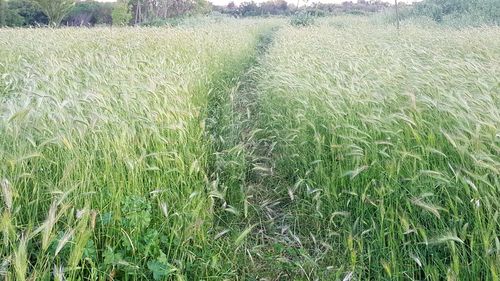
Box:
[395,0,399,30]
[0,0,6,26]
[62,1,113,26]
[13,0,47,26]
[32,0,75,26]
[239,1,259,16]
[112,0,132,26]
[260,0,289,15]
[0,0,47,27]
[194,0,210,14]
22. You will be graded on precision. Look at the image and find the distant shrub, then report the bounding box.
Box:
[111,0,132,26]
[0,0,5,26]
[290,12,315,27]
[329,20,346,29]
[140,17,184,27]
[2,0,47,27]
[305,8,326,17]
[63,1,113,26]
[388,0,500,27]
[139,18,168,27]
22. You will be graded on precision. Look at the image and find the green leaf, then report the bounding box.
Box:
[103,248,123,266]
[147,252,176,280]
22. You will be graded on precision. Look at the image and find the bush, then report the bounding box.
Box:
[0,0,5,26]
[2,0,47,27]
[407,0,499,26]
[139,17,185,27]
[63,1,113,26]
[290,12,315,27]
[111,0,132,26]
[304,8,326,17]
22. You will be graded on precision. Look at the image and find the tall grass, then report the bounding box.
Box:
[252,20,500,279]
[1,17,498,280]
[380,0,500,27]
[0,22,274,280]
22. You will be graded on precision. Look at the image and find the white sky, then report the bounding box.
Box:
[96,0,422,7]
[211,0,422,5]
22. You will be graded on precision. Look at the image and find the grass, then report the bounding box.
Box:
[250,18,500,280]
[0,21,277,280]
[1,16,499,280]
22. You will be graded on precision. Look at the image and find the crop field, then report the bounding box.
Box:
[1,17,499,280]
[252,19,500,280]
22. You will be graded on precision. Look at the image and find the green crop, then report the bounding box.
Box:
[0,21,276,280]
[1,16,499,280]
[250,19,500,280]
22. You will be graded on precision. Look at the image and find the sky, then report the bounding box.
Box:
[96,0,422,7]
[210,0,423,5]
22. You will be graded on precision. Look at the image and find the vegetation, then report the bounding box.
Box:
[290,11,315,26]
[63,1,114,26]
[0,20,276,280]
[414,0,499,23]
[0,0,211,27]
[248,18,500,279]
[1,0,48,27]
[129,0,211,25]
[1,0,497,28]
[0,3,499,281]
[0,0,6,26]
[32,0,75,26]
[386,0,500,26]
[112,0,132,26]
[214,0,389,17]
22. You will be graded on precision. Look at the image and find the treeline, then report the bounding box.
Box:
[410,0,499,25]
[213,0,390,17]
[1,0,48,26]
[0,0,211,27]
[1,0,498,27]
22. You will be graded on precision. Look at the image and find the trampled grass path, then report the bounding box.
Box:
[207,27,316,279]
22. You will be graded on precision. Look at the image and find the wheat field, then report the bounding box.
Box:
[1,17,499,280]
[251,18,500,280]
